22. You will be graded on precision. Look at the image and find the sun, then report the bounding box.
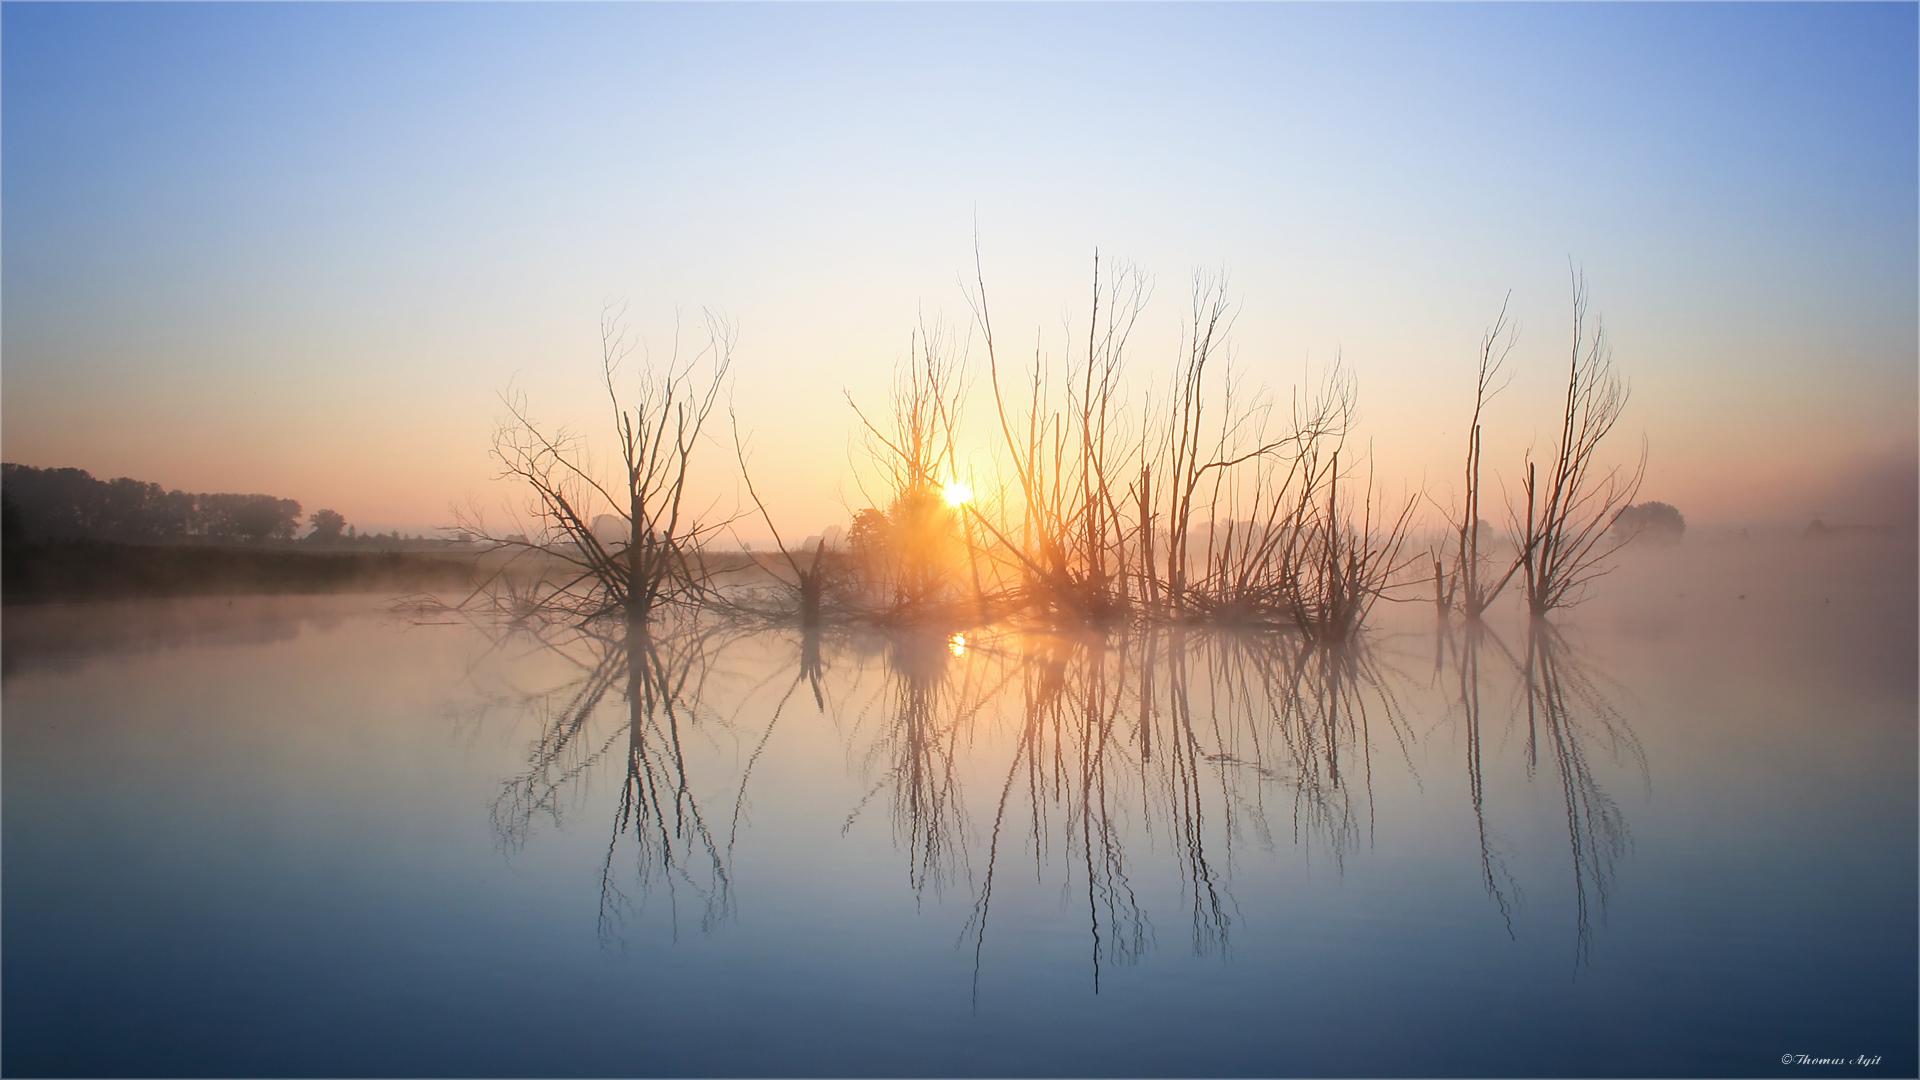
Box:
[941,481,973,507]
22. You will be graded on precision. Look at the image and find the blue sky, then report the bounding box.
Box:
[4,2,1914,535]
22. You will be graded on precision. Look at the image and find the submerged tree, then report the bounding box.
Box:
[473,305,733,623]
[967,251,1151,624]
[845,317,971,618]
[452,258,1644,637]
[733,418,848,628]
[949,250,1415,637]
[1448,295,1523,622]
[1439,275,1643,622]
[1516,274,1644,617]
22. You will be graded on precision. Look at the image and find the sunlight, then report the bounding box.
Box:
[942,481,973,507]
[947,633,967,657]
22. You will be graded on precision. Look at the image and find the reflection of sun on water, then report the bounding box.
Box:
[942,481,972,507]
[947,633,967,657]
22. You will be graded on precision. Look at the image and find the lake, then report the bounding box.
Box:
[4,536,1914,1077]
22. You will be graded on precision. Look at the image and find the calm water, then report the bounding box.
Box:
[5,538,1915,1077]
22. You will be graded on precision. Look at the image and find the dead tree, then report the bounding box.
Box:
[845,317,969,617]
[967,249,1150,623]
[475,305,733,623]
[1158,271,1240,618]
[1517,274,1644,617]
[733,417,843,627]
[1282,449,1419,643]
[1451,294,1523,621]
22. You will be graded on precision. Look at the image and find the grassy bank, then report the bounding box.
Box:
[2,539,479,604]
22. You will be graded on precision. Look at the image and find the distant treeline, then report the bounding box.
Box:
[2,463,302,545]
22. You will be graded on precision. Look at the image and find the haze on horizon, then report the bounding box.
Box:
[3,3,1914,543]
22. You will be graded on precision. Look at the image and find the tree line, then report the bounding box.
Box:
[3,464,304,545]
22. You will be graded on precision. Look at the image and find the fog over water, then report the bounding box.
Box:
[3,533,1912,1077]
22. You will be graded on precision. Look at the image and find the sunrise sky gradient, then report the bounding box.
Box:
[4,2,1914,540]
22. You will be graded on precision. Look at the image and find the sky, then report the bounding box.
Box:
[4,2,1915,540]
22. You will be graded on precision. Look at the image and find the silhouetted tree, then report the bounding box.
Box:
[0,463,302,545]
[848,508,891,561]
[846,315,969,616]
[1516,273,1644,617]
[202,493,303,543]
[733,422,845,627]
[467,305,733,623]
[1609,501,1684,545]
[306,509,348,543]
[1448,296,1522,621]
[2,488,23,548]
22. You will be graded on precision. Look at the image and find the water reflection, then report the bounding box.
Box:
[9,542,1907,1077]
[1521,622,1644,968]
[962,631,1166,997]
[476,620,744,944]
[1441,619,1645,967]
[1448,622,1521,936]
[828,627,1455,996]
[479,614,1645,986]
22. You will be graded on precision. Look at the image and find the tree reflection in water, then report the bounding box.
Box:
[1521,622,1645,969]
[1441,618,1645,968]
[851,627,1420,996]
[840,629,997,900]
[479,618,744,946]
[1447,622,1521,937]
[469,613,1644,984]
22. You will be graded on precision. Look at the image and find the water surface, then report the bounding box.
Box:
[5,538,1914,1077]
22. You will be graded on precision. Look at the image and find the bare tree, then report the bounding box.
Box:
[472,305,733,624]
[732,417,846,627]
[1450,294,1522,621]
[1281,449,1420,643]
[1155,271,1236,618]
[1516,273,1644,617]
[845,316,970,618]
[967,249,1150,623]
[956,246,1410,640]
